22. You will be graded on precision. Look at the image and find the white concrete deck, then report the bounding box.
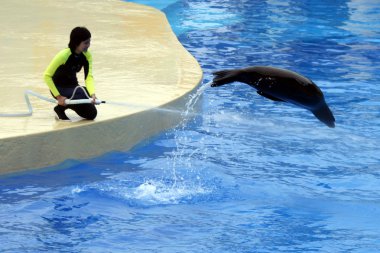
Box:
[0,0,203,174]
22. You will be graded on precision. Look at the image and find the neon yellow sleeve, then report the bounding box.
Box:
[43,49,70,97]
[83,51,95,96]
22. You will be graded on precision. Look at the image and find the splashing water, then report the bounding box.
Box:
[113,81,213,205]
[182,81,212,118]
[70,81,214,207]
[71,174,216,207]
[132,179,211,204]
[167,81,212,188]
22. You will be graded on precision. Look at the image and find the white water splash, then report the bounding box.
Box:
[132,180,211,204]
[70,82,214,206]
[71,178,212,206]
[182,81,212,118]
[168,81,212,186]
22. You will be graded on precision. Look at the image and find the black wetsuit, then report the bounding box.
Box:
[44,48,97,120]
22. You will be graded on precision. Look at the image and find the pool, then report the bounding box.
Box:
[1,0,380,252]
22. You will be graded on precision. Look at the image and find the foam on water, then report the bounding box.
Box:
[71,175,216,207]
[132,180,211,204]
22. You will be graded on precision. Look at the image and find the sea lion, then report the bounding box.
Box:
[211,66,335,128]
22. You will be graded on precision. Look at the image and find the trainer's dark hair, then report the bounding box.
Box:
[68,27,91,51]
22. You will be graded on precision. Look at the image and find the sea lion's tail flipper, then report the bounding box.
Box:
[211,69,239,87]
[312,103,336,128]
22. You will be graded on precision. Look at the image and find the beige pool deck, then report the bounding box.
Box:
[0,1,203,174]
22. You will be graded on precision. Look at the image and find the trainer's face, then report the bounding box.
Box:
[76,38,91,53]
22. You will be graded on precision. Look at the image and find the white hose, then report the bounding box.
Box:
[0,87,104,117]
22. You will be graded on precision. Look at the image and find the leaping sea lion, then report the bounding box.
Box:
[211,66,335,128]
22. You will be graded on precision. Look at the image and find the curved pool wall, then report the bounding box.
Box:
[0,0,202,174]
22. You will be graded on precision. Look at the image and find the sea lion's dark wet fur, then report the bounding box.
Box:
[212,66,335,128]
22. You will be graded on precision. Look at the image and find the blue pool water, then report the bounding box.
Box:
[1,0,380,252]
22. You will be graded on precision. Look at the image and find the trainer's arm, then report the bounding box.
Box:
[83,51,95,96]
[43,50,68,97]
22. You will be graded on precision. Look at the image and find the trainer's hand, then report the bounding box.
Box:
[56,95,67,106]
[91,94,97,104]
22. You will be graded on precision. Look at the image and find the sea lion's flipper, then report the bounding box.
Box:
[211,69,240,87]
[311,103,335,128]
[257,91,284,102]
